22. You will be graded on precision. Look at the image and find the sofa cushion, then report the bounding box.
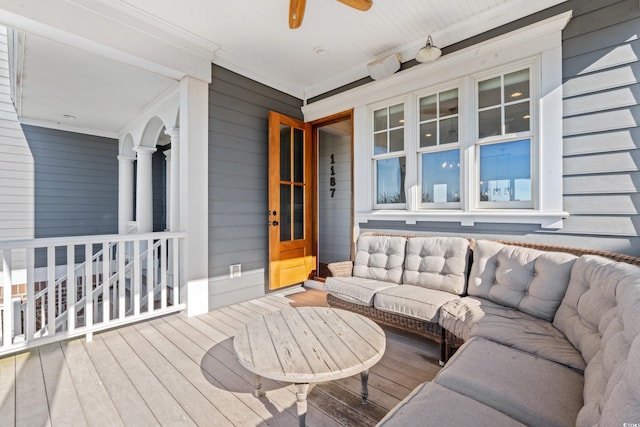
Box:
[468,240,577,321]
[324,276,398,306]
[374,285,460,322]
[553,257,640,426]
[435,337,584,427]
[440,296,585,371]
[377,382,526,427]
[352,235,407,284]
[402,236,470,295]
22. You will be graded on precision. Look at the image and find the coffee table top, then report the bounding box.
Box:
[233,306,386,383]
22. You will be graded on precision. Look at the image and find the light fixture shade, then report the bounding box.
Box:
[367,53,401,80]
[415,35,442,63]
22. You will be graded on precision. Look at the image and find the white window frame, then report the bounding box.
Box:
[371,97,408,210]
[302,12,572,230]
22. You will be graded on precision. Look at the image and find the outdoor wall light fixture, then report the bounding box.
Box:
[415,35,442,63]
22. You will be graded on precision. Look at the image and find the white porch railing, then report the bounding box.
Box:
[0,231,185,356]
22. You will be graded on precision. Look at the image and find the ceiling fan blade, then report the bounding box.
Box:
[337,0,373,11]
[289,0,306,29]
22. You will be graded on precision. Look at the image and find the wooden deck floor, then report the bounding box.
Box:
[0,288,441,426]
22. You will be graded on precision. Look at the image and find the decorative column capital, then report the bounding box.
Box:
[133,145,157,156]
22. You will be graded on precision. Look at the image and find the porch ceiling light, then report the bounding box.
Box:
[415,35,441,63]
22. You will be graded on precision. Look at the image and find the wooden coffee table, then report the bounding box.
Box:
[233,306,386,427]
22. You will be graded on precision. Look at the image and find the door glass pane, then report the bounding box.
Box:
[280,125,291,181]
[280,184,292,241]
[293,128,304,183]
[376,157,406,204]
[478,76,501,108]
[294,185,304,240]
[422,149,460,203]
[479,139,531,202]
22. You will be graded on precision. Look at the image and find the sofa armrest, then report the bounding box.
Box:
[327,261,354,277]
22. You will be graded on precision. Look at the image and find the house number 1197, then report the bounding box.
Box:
[330,154,336,198]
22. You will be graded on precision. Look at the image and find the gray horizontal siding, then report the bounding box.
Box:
[208,64,303,308]
[21,125,118,238]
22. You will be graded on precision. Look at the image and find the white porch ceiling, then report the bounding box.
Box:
[0,0,567,138]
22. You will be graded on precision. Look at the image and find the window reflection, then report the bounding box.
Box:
[479,139,531,202]
[422,149,460,203]
[377,157,406,204]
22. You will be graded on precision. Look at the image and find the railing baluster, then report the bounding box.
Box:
[2,249,13,349]
[161,239,167,309]
[118,241,125,320]
[47,245,56,336]
[147,238,154,313]
[172,238,179,305]
[26,248,35,341]
[85,244,93,342]
[67,245,75,332]
[102,240,110,324]
[133,240,141,317]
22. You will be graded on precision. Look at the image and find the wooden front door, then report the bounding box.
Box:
[268,111,315,290]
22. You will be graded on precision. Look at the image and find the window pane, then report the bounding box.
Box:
[420,122,437,148]
[389,104,404,127]
[377,157,406,204]
[479,107,501,138]
[505,69,529,101]
[422,150,460,203]
[294,185,304,240]
[419,95,437,121]
[280,125,291,181]
[389,128,404,152]
[479,139,531,202]
[440,117,459,144]
[280,184,291,241]
[440,89,459,116]
[374,108,387,132]
[505,102,530,134]
[293,128,304,183]
[478,76,501,108]
[374,133,387,155]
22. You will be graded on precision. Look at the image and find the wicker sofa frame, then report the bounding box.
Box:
[326,232,640,362]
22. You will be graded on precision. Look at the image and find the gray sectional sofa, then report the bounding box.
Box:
[324,234,640,427]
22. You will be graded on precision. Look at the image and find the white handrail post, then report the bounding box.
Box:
[102,240,110,324]
[26,248,35,341]
[2,249,13,349]
[67,245,75,332]
[133,240,141,316]
[84,244,93,342]
[147,238,154,313]
[47,246,56,335]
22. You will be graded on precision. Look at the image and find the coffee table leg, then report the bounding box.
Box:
[361,369,370,404]
[295,383,309,427]
[253,374,264,398]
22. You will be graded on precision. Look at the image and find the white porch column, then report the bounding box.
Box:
[179,76,208,316]
[164,126,180,232]
[117,155,136,234]
[163,149,172,230]
[133,146,156,233]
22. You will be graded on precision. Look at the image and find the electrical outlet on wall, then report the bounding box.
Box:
[230,264,241,278]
